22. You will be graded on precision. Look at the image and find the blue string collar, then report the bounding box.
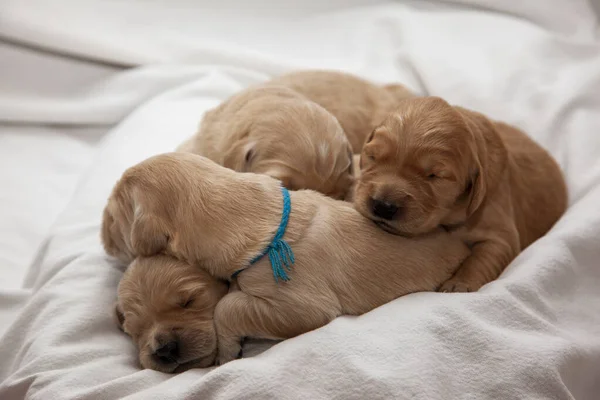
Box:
[231,186,295,283]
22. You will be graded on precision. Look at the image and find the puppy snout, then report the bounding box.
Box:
[154,340,179,363]
[371,198,402,220]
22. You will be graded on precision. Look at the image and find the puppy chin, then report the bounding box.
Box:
[373,220,413,236]
[370,212,438,237]
[174,352,217,372]
[141,355,179,373]
[140,345,218,373]
[140,354,215,374]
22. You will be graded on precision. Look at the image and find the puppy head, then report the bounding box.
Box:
[222,99,354,200]
[354,96,501,235]
[101,174,170,265]
[101,153,289,273]
[115,255,228,373]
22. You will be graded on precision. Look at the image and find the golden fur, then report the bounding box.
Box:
[103,152,469,369]
[177,85,353,200]
[177,70,414,200]
[267,70,415,152]
[354,96,568,292]
[115,256,228,372]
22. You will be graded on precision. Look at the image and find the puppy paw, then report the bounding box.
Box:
[438,278,478,293]
[215,339,242,366]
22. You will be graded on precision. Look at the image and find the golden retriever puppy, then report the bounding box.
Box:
[178,71,415,200]
[102,152,470,366]
[178,85,354,200]
[354,96,568,293]
[114,256,228,373]
[267,70,416,152]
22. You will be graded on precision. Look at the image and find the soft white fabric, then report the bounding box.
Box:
[0,40,117,335]
[1,0,600,399]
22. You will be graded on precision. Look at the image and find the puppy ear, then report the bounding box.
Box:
[262,166,296,190]
[364,129,376,145]
[130,211,169,257]
[466,167,485,216]
[113,302,125,331]
[457,107,508,217]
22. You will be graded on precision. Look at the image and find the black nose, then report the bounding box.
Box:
[371,199,399,220]
[154,341,179,363]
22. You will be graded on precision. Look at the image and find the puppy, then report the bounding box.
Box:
[178,71,414,200]
[267,70,416,152]
[354,96,568,292]
[114,256,228,373]
[178,85,354,200]
[102,152,470,367]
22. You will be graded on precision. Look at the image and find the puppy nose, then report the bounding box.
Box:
[154,341,179,362]
[371,198,400,220]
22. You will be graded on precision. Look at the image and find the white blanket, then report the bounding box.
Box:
[1,1,600,399]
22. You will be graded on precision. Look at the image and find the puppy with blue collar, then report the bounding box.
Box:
[102,152,470,366]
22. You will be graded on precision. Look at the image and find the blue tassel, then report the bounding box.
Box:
[267,239,295,282]
[232,187,295,283]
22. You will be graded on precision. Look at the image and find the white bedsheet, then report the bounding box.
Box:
[0,40,120,336]
[1,0,600,399]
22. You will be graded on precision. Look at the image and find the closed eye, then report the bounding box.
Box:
[245,148,254,164]
[365,130,376,144]
[180,298,194,308]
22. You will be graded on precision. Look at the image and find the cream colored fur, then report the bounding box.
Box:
[103,152,469,368]
[177,70,415,200]
[267,70,415,151]
[354,96,568,292]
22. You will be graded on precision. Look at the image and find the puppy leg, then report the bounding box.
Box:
[214,291,337,365]
[439,238,518,292]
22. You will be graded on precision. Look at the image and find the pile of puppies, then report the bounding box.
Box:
[101,70,567,372]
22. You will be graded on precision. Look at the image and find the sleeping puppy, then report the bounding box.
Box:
[178,71,414,200]
[354,96,568,292]
[267,70,416,152]
[177,85,354,200]
[102,152,470,367]
[114,256,228,373]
